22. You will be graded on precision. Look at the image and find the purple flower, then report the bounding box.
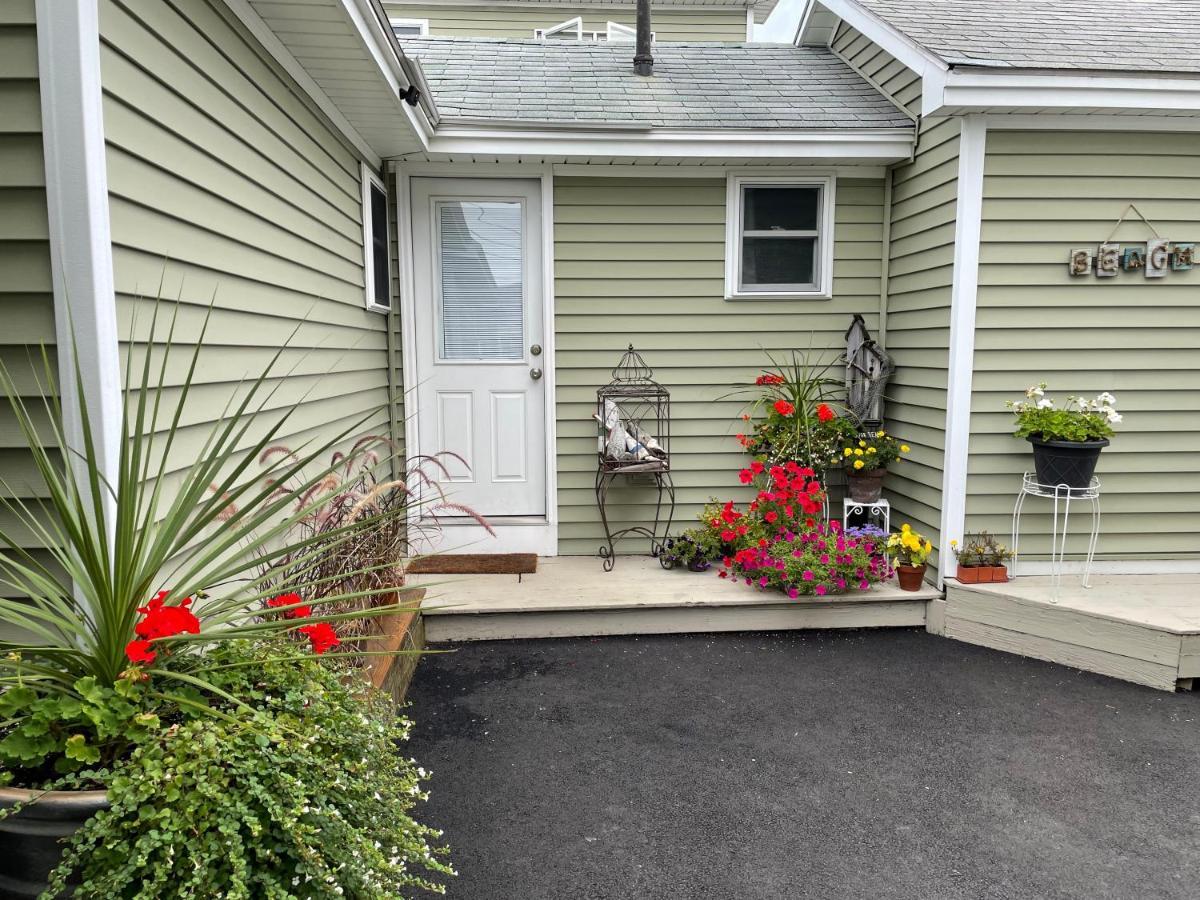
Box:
[802,570,814,582]
[815,584,828,596]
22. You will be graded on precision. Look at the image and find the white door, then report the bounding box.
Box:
[411,178,547,526]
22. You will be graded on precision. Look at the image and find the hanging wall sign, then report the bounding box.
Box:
[1068,204,1193,278]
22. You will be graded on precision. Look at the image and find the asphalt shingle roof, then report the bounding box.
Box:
[404,39,913,129]
[856,0,1200,74]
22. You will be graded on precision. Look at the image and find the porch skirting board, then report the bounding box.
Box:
[939,580,1199,692]
[424,599,929,643]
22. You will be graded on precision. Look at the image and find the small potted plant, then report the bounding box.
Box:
[1007,384,1120,489]
[662,529,718,572]
[841,430,910,503]
[887,524,932,591]
[951,531,1013,583]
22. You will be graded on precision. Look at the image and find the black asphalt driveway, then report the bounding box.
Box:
[404,630,1200,900]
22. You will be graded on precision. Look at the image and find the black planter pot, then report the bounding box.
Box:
[0,787,109,899]
[1028,436,1109,489]
[686,557,711,572]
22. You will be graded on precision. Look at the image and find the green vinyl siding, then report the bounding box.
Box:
[969,129,1200,560]
[882,116,960,573]
[99,0,390,482]
[553,175,887,555]
[383,3,749,40]
[830,21,921,117]
[0,0,59,591]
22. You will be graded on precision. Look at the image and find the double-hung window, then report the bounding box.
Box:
[361,163,391,312]
[725,174,835,299]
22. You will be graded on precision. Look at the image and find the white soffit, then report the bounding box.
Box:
[238,0,431,158]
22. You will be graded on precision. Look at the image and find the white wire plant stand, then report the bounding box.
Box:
[842,497,889,535]
[1011,472,1101,598]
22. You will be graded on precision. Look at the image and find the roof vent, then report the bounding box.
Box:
[634,0,653,76]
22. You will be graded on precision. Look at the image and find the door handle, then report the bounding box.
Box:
[530,367,543,380]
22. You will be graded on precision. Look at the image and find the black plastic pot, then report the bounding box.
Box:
[1028,437,1109,489]
[0,787,109,899]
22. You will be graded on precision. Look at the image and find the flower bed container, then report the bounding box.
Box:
[0,788,109,898]
[847,468,886,503]
[1029,437,1108,489]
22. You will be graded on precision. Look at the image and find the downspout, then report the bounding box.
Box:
[634,0,653,75]
[878,163,895,347]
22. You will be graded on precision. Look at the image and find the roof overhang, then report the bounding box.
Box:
[925,68,1200,117]
[228,0,433,164]
[414,121,915,163]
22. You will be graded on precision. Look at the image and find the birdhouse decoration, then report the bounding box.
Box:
[595,344,670,472]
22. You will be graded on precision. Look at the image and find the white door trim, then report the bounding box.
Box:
[937,115,986,588]
[395,163,558,555]
[36,0,122,551]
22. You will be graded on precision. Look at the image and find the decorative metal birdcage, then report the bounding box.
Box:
[594,345,674,570]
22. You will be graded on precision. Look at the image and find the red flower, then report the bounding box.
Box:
[816,403,836,422]
[754,373,784,386]
[298,622,340,655]
[773,400,795,417]
[750,460,765,474]
[721,530,737,542]
[267,592,312,619]
[738,469,754,484]
[124,639,156,665]
[764,511,778,524]
[134,594,200,640]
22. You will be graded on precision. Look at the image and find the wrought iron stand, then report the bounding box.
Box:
[594,345,675,571]
[595,462,676,572]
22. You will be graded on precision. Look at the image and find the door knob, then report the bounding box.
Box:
[530,344,542,356]
[530,367,543,380]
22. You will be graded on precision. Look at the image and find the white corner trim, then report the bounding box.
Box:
[361,162,390,312]
[806,0,945,77]
[746,7,755,41]
[36,0,122,543]
[223,0,382,167]
[539,163,559,547]
[937,115,986,588]
[723,171,836,300]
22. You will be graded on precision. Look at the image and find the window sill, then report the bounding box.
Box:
[365,302,392,314]
[724,290,832,301]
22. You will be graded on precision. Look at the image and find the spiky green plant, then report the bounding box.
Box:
[0,304,420,766]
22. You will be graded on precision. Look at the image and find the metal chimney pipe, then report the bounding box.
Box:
[634,0,653,76]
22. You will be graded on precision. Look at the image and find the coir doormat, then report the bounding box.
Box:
[406,553,538,575]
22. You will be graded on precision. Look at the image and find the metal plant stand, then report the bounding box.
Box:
[594,345,675,571]
[843,497,890,534]
[1011,472,1101,598]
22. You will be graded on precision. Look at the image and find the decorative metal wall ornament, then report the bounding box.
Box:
[1068,204,1195,279]
[594,345,674,571]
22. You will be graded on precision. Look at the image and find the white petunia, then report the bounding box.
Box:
[1036,398,1054,409]
[1107,411,1123,424]
[1097,391,1116,405]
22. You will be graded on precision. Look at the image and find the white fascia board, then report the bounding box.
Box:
[799,0,945,77]
[981,113,1200,133]
[928,69,1200,117]
[224,0,382,167]
[425,126,916,162]
[339,0,433,148]
[36,0,122,550]
[937,115,986,590]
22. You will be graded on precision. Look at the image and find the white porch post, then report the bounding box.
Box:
[938,115,986,587]
[36,0,123,548]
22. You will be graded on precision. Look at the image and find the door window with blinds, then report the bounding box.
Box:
[435,199,525,361]
[724,174,836,299]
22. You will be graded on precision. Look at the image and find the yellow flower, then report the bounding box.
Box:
[867,447,877,454]
[900,444,910,453]
[901,523,912,532]
[843,447,853,457]
[950,539,958,547]
[854,448,864,457]
[876,430,885,438]
[853,459,865,470]
[923,541,933,553]
[858,440,867,448]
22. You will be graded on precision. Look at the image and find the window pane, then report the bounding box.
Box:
[743,186,819,232]
[392,25,423,37]
[438,200,523,360]
[370,184,389,308]
[741,236,816,290]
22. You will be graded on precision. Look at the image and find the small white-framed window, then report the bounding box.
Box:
[724,173,836,300]
[361,162,391,312]
[605,21,654,42]
[534,16,583,40]
[389,17,429,38]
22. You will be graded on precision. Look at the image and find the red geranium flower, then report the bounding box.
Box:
[750,460,765,474]
[773,400,795,417]
[816,403,836,422]
[298,622,340,655]
[124,639,156,665]
[134,593,200,640]
[267,592,312,620]
[738,468,754,484]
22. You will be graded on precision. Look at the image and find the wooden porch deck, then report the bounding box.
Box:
[932,575,1200,692]
[413,556,940,643]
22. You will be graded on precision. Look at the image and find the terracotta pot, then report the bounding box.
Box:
[846,468,886,503]
[987,565,1009,584]
[0,786,109,898]
[896,563,928,592]
[955,564,983,584]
